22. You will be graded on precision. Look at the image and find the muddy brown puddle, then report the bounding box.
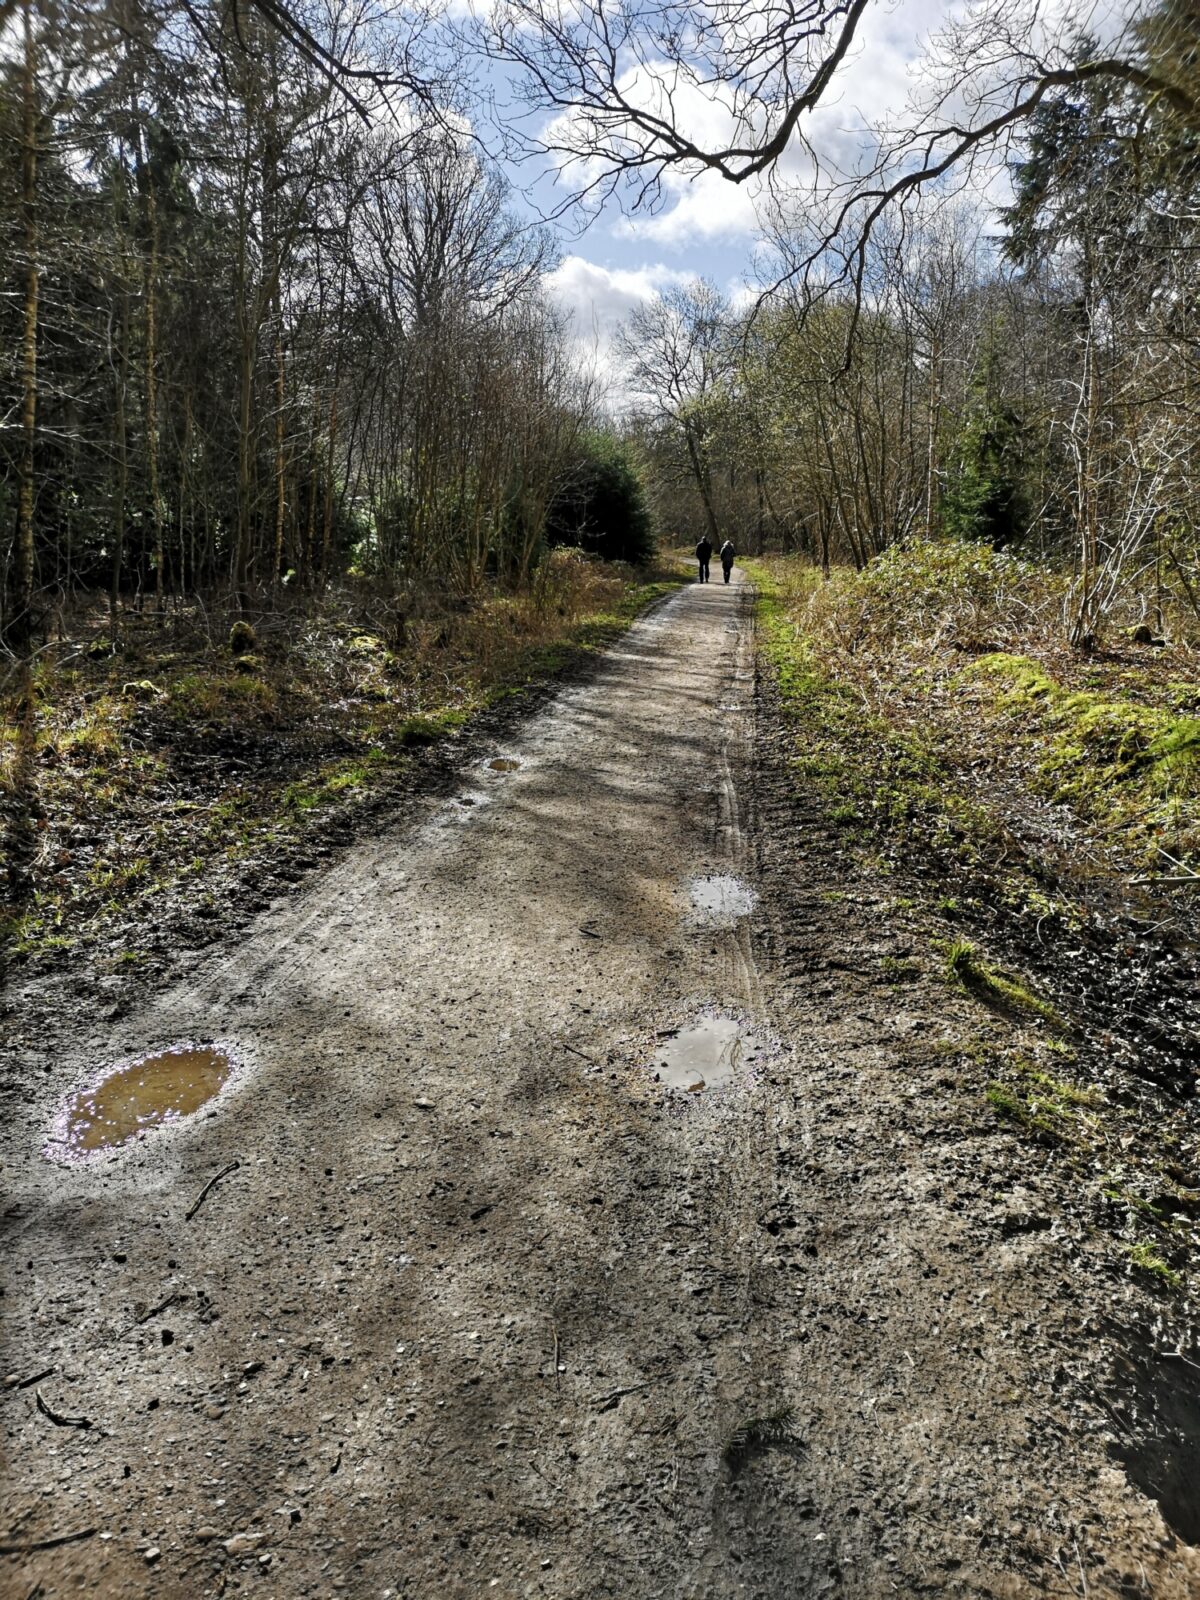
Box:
[52,1044,233,1158]
[488,757,521,772]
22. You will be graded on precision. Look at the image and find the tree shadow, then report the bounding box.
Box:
[722,1404,808,1478]
[1106,1328,1200,1545]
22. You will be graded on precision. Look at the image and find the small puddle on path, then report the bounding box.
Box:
[653,1017,744,1093]
[688,874,758,927]
[488,757,521,772]
[52,1044,233,1158]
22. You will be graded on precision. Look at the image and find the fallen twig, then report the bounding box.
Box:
[186,1160,240,1221]
[34,1391,91,1430]
[0,1527,96,1556]
[7,1367,54,1392]
[552,1326,560,1388]
[135,1293,179,1328]
[560,1041,596,1066]
[593,1382,651,1413]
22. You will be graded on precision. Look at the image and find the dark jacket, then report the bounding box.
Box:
[695,539,714,561]
[720,541,736,565]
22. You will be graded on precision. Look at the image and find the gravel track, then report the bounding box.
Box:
[2,574,1196,1598]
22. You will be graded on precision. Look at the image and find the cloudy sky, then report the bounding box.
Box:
[529,0,962,373]
[517,0,1127,381]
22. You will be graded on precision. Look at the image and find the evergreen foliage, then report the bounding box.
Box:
[941,338,1030,552]
[546,434,657,565]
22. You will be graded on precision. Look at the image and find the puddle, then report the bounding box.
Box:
[653,1018,744,1093]
[488,757,520,772]
[688,874,758,927]
[52,1043,233,1158]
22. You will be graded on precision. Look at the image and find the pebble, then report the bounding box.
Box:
[223,1532,266,1556]
[196,1526,220,1542]
[144,1548,161,1564]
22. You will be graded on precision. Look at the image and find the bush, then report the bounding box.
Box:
[546,434,656,564]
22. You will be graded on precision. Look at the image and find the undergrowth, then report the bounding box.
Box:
[752,544,1198,1292]
[1,554,685,964]
[754,540,1199,873]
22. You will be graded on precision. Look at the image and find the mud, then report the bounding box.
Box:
[2,575,1197,1598]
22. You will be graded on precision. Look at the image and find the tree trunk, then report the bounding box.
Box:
[110,290,130,643]
[273,320,286,586]
[683,425,720,543]
[11,0,39,653]
[320,386,338,584]
[142,174,163,615]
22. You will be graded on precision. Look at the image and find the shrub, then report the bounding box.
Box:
[546,433,656,564]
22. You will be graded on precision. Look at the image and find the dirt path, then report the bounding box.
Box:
[3,576,1196,1598]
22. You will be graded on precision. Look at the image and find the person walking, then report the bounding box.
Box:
[719,539,736,584]
[695,537,713,583]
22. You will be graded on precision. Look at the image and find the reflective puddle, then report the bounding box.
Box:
[488,757,520,773]
[653,1018,744,1093]
[688,874,758,926]
[53,1044,233,1158]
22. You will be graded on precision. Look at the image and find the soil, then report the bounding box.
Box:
[2,576,1197,1598]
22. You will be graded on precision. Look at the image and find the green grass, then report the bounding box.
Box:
[881,955,922,982]
[1123,1242,1183,1290]
[965,652,1200,863]
[986,1081,1071,1141]
[942,938,1066,1030]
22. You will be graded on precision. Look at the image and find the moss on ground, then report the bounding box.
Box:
[964,652,1200,860]
[753,544,1199,874]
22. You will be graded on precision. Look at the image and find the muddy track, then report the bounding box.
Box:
[2,577,1197,1598]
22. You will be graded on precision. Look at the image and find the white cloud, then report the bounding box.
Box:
[544,254,693,350]
[614,169,761,248]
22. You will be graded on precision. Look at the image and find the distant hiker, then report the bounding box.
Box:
[720,540,736,583]
[695,537,713,583]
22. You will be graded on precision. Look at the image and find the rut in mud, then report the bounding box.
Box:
[2,575,1197,1599]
